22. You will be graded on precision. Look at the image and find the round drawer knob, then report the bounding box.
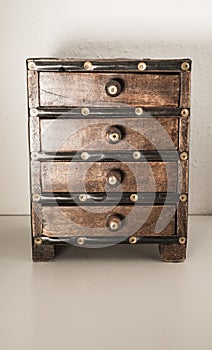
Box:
[106,126,122,144]
[107,215,122,231]
[106,170,122,187]
[105,79,123,97]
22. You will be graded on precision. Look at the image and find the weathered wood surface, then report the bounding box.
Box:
[42,205,176,237]
[39,72,180,107]
[159,244,186,262]
[40,117,179,152]
[41,161,178,193]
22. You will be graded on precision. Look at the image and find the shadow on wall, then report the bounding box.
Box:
[51,38,212,214]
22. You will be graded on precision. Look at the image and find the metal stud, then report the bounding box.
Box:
[181,109,189,117]
[31,152,38,160]
[108,175,118,186]
[30,108,38,117]
[80,151,89,160]
[129,236,137,244]
[28,61,36,70]
[77,237,85,245]
[132,151,141,160]
[83,61,92,70]
[32,194,40,202]
[181,62,190,71]
[130,194,138,202]
[138,62,147,71]
[81,107,90,116]
[180,194,188,202]
[79,194,87,202]
[180,152,188,161]
[179,236,187,245]
[34,237,43,246]
[135,107,143,116]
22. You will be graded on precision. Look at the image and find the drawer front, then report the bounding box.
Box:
[41,161,178,193]
[40,118,179,152]
[42,205,176,237]
[39,72,180,108]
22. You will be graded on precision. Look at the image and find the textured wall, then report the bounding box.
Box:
[0,0,212,214]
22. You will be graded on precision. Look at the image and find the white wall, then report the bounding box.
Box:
[0,0,212,214]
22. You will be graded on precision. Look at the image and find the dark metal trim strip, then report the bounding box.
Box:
[40,192,180,205]
[30,59,191,72]
[37,107,185,118]
[40,235,180,245]
[33,150,179,162]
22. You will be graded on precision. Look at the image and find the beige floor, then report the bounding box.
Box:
[0,215,212,350]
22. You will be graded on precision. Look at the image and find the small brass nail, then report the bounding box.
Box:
[135,107,143,115]
[179,236,187,245]
[31,152,38,160]
[180,152,188,161]
[30,108,38,117]
[77,237,85,245]
[79,194,87,202]
[181,109,189,117]
[132,151,141,160]
[180,194,188,202]
[181,62,190,71]
[28,61,36,70]
[34,237,42,246]
[80,152,89,160]
[130,194,138,202]
[138,62,147,71]
[129,236,137,244]
[81,107,90,116]
[32,194,40,202]
[83,61,92,70]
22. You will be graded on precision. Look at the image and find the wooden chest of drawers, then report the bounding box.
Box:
[27,58,191,262]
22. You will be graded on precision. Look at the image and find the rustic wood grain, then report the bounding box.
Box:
[159,243,186,262]
[32,245,55,262]
[39,72,180,107]
[29,116,40,152]
[41,161,178,193]
[177,202,188,236]
[177,160,188,194]
[180,72,191,108]
[31,203,42,237]
[27,70,39,108]
[42,205,176,237]
[40,117,179,152]
[179,116,190,152]
[31,161,41,194]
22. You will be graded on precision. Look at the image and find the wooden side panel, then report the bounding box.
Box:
[40,117,179,152]
[42,205,176,237]
[41,161,178,193]
[180,72,191,108]
[39,72,180,107]
[27,70,39,108]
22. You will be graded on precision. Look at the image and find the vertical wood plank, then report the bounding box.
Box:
[27,70,39,108]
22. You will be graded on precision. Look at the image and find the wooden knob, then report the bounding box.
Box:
[106,169,122,187]
[106,126,122,144]
[107,215,122,231]
[105,79,123,97]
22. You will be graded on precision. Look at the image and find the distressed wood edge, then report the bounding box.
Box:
[180,71,191,108]
[177,160,188,194]
[29,116,40,152]
[31,160,41,194]
[158,243,186,262]
[177,201,188,236]
[27,70,39,108]
[32,245,55,262]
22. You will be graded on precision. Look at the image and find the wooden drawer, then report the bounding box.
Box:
[41,161,178,193]
[39,72,180,108]
[40,117,179,152]
[41,205,176,237]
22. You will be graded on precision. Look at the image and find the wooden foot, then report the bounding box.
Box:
[32,244,55,262]
[159,244,186,262]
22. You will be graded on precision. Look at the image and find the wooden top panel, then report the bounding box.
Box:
[39,72,180,108]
